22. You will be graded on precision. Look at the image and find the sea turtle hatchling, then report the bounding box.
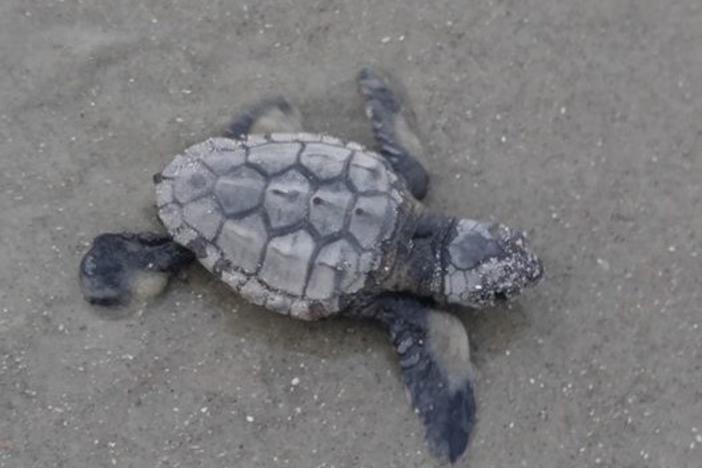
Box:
[79,68,543,463]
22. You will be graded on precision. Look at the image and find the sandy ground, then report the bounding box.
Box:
[1,1,701,467]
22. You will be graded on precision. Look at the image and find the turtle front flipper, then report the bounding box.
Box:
[357,68,430,200]
[367,295,476,464]
[79,232,195,307]
[226,97,303,139]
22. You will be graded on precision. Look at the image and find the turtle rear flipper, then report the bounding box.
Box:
[226,97,303,138]
[372,295,476,463]
[79,232,194,308]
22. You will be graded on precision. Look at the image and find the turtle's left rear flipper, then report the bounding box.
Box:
[80,232,195,307]
[372,295,476,464]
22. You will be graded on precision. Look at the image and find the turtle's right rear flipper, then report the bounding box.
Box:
[373,295,476,464]
[226,97,303,139]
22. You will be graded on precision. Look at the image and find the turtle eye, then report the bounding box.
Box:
[494,291,508,301]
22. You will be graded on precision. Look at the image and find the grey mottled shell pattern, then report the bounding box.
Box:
[155,133,411,320]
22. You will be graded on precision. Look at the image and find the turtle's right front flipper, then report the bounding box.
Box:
[369,295,476,464]
[80,232,195,307]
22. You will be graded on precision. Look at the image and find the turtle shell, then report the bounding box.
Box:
[155,134,413,319]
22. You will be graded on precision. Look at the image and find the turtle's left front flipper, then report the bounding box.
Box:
[225,97,303,139]
[357,68,430,199]
[371,295,476,464]
[80,232,195,307]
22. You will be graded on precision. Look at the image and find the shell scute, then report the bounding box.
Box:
[348,151,390,193]
[214,167,266,216]
[182,197,222,241]
[216,214,268,274]
[173,161,216,204]
[264,169,311,229]
[259,229,315,296]
[348,194,398,249]
[248,142,301,174]
[300,143,351,180]
[306,239,360,300]
[309,182,353,237]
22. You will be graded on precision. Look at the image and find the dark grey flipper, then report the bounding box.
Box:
[368,295,476,463]
[79,232,195,307]
[357,68,430,199]
[225,97,303,139]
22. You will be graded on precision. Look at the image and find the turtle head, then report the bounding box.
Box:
[440,219,543,308]
[79,232,194,308]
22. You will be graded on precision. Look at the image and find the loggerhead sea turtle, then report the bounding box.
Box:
[79,68,543,463]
